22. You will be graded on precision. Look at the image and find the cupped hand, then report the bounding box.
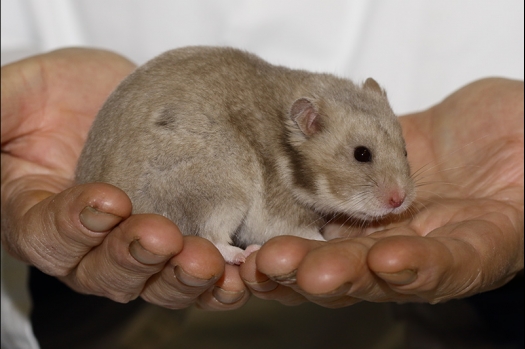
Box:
[241,77,524,307]
[1,48,249,310]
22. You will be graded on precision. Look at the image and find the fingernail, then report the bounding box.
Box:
[174,266,216,287]
[244,278,279,293]
[80,206,122,232]
[129,239,168,265]
[270,270,297,285]
[212,287,245,304]
[376,269,417,285]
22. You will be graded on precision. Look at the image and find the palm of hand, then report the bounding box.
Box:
[394,78,523,301]
[2,48,136,198]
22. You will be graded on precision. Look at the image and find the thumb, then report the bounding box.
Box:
[2,182,132,276]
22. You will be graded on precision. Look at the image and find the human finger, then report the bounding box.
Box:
[253,236,331,304]
[196,263,251,311]
[1,182,132,276]
[240,252,308,306]
[368,217,522,303]
[292,238,381,306]
[140,236,225,309]
[62,213,183,303]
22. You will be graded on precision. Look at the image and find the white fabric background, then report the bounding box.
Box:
[1,1,523,348]
[2,0,524,114]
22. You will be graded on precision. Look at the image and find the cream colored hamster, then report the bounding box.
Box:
[75,46,415,264]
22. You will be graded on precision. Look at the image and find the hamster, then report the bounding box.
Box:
[75,46,415,265]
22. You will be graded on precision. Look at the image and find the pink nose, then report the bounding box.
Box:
[388,192,405,208]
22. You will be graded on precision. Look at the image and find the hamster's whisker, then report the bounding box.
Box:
[403,203,422,222]
[364,173,379,188]
[410,136,487,181]
[418,198,452,211]
[414,189,446,200]
[307,214,330,229]
[316,213,341,230]
[414,180,466,189]
[412,164,481,183]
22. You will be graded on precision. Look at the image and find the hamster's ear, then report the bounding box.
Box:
[363,78,386,96]
[290,98,321,137]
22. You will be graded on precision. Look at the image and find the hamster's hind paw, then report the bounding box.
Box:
[216,244,260,265]
[244,244,261,256]
[216,244,261,265]
[231,245,261,265]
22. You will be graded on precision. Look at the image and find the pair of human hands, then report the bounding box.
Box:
[1,48,523,310]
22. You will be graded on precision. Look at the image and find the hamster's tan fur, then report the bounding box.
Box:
[76,46,414,264]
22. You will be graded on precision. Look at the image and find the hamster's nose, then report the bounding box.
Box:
[388,191,405,209]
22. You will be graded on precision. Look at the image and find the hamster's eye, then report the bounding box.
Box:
[354,146,372,163]
[404,149,408,157]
